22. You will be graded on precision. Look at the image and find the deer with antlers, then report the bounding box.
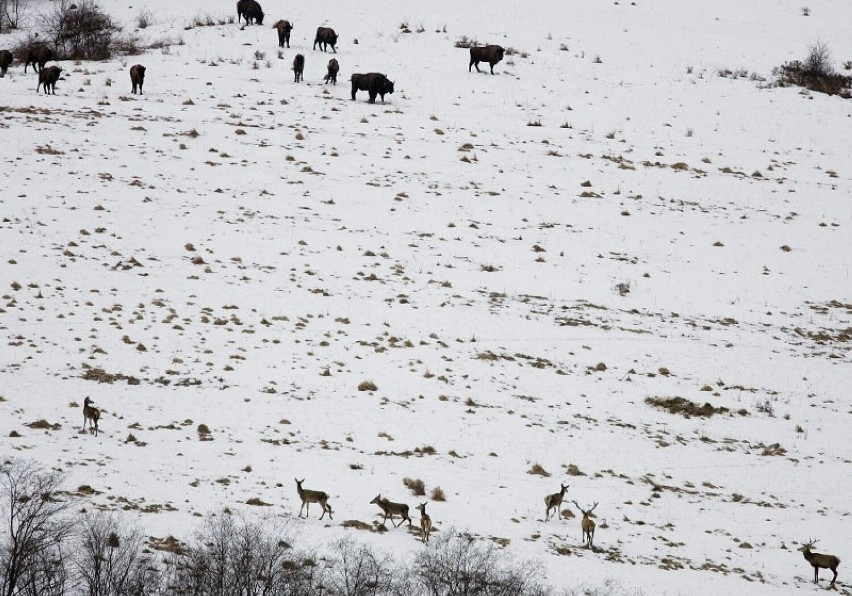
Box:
[544,483,569,521]
[82,397,100,436]
[798,539,840,587]
[294,478,333,520]
[573,501,598,549]
[416,502,432,543]
[370,494,411,528]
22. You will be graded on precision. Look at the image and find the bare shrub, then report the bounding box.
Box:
[322,537,410,595]
[0,460,74,596]
[805,40,832,77]
[75,512,160,595]
[40,0,121,60]
[403,477,426,496]
[2,0,33,29]
[776,41,852,97]
[413,530,550,596]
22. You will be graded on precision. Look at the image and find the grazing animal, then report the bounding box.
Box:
[469,44,504,75]
[416,502,432,543]
[273,20,292,48]
[324,58,339,85]
[130,64,146,94]
[544,483,569,521]
[292,54,304,83]
[36,65,61,95]
[0,50,13,77]
[798,539,840,587]
[313,27,338,53]
[350,72,394,104]
[370,494,411,528]
[82,397,100,436]
[236,0,264,25]
[25,45,54,73]
[294,478,333,520]
[573,501,598,549]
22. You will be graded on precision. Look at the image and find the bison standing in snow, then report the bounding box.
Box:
[292,54,304,83]
[324,58,339,84]
[25,45,54,73]
[273,20,293,48]
[469,44,504,74]
[313,27,338,53]
[37,65,62,95]
[237,0,264,25]
[0,50,12,77]
[350,72,394,103]
[130,64,146,94]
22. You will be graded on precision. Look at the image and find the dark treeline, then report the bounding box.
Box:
[1,459,639,596]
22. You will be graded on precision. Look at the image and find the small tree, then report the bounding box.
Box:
[0,460,74,596]
[2,0,33,30]
[322,537,409,596]
[40,0,120,60]
[805,40,833,77]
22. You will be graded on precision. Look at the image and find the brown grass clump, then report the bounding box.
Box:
[645,396,729,418]
[403,477,426,496]
[430,486,446,501]
[358,380,378,391]
[528,463,551,477]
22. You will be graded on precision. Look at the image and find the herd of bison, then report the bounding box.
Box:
[0,0,507,103]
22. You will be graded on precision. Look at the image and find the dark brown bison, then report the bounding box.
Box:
[324,58,339,85]
[292,54,304,83]
[25,45,54,73]
[0,50,12,77]
[37,65,62,95]
[469,44,504,75]
[313,27,338,53]
[237,0,264,25]
[350,72,394,104]
[273,20,292,48]
[130,64,146,94]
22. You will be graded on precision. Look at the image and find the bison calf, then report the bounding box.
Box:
[37,65,62,95]
[273,20,292,48]
[350,72,394,104]
[313,27,338,53]
[25,45,54,74]
[130,64,146,94]
[469,44,504,75]
[237,0,264,25]
[293,54,304,83]
[324,58,339,85]
[0,50,12,77]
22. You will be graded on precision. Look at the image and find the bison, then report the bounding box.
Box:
[273,20,292,48]
[237,0,264,25]
[324,58,339,85]
[292,54,304,83]
[0,50,12,77]
[313,27,338,53]
[350,72,394,104]
[37,65,62,95]
[130,64,146,94]
[469,44,504,75]
[25,45,54,74]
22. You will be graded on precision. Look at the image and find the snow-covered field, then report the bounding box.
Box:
[1,0,850,593]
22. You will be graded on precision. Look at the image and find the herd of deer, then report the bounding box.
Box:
[81,402,841,586]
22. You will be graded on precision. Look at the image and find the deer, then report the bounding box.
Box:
[798,539,840,587]
[82,397,100,436]
[370,494,411,528]
[416,502,432,543]
[294,478,333,520]
[544,483,569,521]
[573,501,598,549]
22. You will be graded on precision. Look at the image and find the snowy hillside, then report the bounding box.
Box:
[1,0,850,593]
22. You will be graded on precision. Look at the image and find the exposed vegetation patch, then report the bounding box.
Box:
[645,396,729,418]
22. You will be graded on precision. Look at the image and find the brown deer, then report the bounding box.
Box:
[416,502,432,543]
[370,494,411,528]
[294,478,332,520]
[82,397,100,436]
[798,539,840,587]
[573,501,598,548]
[544,483,569,521]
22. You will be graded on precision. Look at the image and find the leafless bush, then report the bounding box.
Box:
[413,530,551,596]
[75,512,160,595]
[321,537,410,595]
[0,460,74,596]
[40,0,121,60]
[403,477,426,496]
[1,0,33,29]
[776,41,852,97]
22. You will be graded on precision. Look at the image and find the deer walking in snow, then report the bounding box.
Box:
[295,478,333,520]
[798,539,840,587]
[82,397,100,436]
[416,502,432,543]
[544,483,569,521]
[370,494,411,528]
[573,501,598,549]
